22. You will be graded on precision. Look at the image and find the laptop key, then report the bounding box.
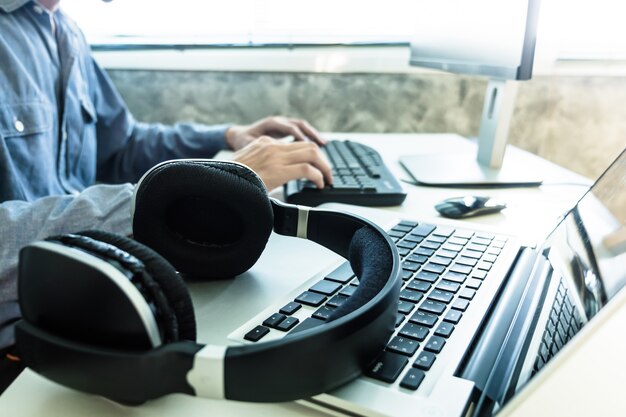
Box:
[428,289,454,303]
[434,322,455,338]
[400,289,424,303]
[415,271,439,283]
[425,336,446,353]
[365,351,409,383]
[325,262,355,283]
[295,291,327,307]
[407,279,431,292]
[276,316,299,331]
[309,280,342,296]
[452,298,470,311]
[387,336,420,356]
[263,313,287,328]
[398,300,416,314]
[444,309,463,324]
[313,305,336,321]
[279,302,302,315]
[244,325,270,342]
[410,310,438,327]
[419,299,447,315]
[399,323,430,341]
[413,351,436,370]
[400,368,426,391]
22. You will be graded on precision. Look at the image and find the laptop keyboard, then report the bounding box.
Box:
[284,140,407,207]
[532,278,584,375]
[241,219,508,392]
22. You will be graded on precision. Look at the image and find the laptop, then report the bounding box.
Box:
[228,148,626,417]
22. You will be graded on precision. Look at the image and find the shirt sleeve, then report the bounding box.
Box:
[89,57,232,184]
[0,183,134,349]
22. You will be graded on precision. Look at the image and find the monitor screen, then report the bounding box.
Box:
[409,0,540,80]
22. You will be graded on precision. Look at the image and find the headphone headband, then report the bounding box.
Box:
[15,159,401,404]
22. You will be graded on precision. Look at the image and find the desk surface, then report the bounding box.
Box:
[1,133,602,417]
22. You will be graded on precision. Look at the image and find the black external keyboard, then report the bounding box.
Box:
[241,219,509,392]
[284,140,407,207]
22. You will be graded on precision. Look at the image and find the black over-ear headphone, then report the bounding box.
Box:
[14,160,400,405]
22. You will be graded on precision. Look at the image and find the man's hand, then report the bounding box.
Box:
[225,116,327,151]
[232,136,333,191]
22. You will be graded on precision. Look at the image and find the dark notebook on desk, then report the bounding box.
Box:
[284,139,407,207]
[232,149,625,417]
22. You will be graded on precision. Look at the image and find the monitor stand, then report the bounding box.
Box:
[399,79,543,187]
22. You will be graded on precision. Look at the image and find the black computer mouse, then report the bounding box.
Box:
[434,196,507,219]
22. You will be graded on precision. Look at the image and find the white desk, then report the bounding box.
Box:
[0,133,599,417]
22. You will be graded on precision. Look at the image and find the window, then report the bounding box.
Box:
[62,0,626,71]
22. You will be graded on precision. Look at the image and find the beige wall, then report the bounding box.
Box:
[109,70,626,180]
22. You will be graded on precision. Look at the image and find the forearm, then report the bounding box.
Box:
[97,121,232,184]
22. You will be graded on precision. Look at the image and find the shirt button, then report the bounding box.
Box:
[14,119,24,133]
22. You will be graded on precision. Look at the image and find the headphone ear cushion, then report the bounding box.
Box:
[77,230,196,342]
[133,160,274,279]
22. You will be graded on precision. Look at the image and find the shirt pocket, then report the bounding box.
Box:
[0,100,52,139]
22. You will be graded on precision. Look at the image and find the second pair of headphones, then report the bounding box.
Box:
[14,160,400,405]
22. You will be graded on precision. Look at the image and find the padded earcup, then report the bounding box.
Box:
[133,160,274,279]
[76,230,196,343]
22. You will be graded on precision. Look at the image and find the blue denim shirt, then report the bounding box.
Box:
[0,0,232,348]
[0,0,230,202]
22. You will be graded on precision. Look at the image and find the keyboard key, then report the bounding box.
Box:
[365,351,409,383]
[482,253,498,263]
[461,249,483,259]
[392,225,413,233]
[452,298,470,311]
[473,237,492,246]
[413,351,436,370]
[388,230,406,239]
[466,278,482,289]
[407,253,428,264]
[399,220,419,228]
[410,310,438,327]
[398,240,418,250]
[467,243,488,253]
[437,249,458,259]
[325,262,355,283]
[398,300,416,314]
[450,264,472,275]
[434,322,455,338]
[411,224,436,237]
[422,263,446,274]
[402,261,421,272]
[456,257,478,267]
[397,247,411,257]
[401,270,414,280]
[414,247,435,257]
[453,230,474,239]
[459,288,476,300]
[428,289,454,303]
[442,243,464,252]
[327,294,349,308]
[263,313,287,328]
[442,271,466,284]
[430,256,452,266]
[295,291,327,307]
[404,234,424,244]
[339,285,357,297]
[424,336,446,353]
[396,313,406,327]
[399,322,430,341]
[279,302,302,315]
[448,237,469,246]
[313,306,336,321]
[433,227,454,237]
[244,325,270,342]
[444,309,463,324]
[309,280,342,296]
[415,271,439,283]
[400,368,425,390]
[477,261,493,271]
[421,241,441,250]
[419,299,447,315]
[276,316,299,331]
[436,280,461,293]
[407,279,431,292]
[400,289,424,304]
[387,336,420,356]
[472,270,488,280]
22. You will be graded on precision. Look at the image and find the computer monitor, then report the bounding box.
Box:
[400,0,543,186]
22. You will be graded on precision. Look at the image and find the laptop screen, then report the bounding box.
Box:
[547,149,626,320]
